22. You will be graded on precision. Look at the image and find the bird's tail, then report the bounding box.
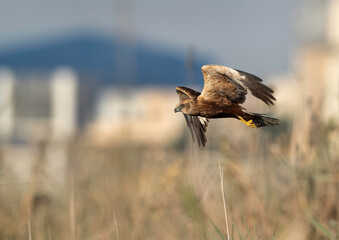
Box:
[238,111,279,128]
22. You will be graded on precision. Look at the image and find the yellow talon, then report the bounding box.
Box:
[238,116,257,128]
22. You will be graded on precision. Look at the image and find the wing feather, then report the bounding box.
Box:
[176,86,208,147]
[176,86,201,101]
[184,114,195,143]
[200,65,276,105]
[236,69,276,105]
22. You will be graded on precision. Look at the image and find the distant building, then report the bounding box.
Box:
[276,0,339,120]
[0,67,78,142]
[295,0,339,121]
[0,67,78,186]
[87,87,183,146]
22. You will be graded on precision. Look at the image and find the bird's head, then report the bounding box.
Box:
[174,100,191,114]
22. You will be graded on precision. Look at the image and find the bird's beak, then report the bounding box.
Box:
[174,105,184,113]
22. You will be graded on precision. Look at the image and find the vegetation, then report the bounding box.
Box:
[0,117,337,240]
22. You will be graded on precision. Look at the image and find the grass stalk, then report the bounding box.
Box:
[113,209,120,240]
[218,159,231,240]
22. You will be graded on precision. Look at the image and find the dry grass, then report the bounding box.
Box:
[0,117,337,240]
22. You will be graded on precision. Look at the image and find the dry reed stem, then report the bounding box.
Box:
[47,227,52,240]
[28,219,32,240]
[69,181,76,240]
[27,205,33,240]
[113,209,120,240]
[218,159,231,240]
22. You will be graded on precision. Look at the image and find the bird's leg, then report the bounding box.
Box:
[238,116,257,128]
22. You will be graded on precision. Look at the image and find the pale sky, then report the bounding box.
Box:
[0,0,299,77]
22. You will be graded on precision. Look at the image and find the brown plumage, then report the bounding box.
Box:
[174,65,279,147]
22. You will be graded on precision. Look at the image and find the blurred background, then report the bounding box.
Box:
[0,0,338,239]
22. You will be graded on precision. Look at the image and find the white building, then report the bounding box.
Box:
[87,87,183,146]
[0,67,78,142]
[0,67,78,186]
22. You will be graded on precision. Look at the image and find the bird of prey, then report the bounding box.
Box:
[174,65,279,147]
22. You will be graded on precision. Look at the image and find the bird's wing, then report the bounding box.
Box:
[200,65,276,105]
[176,86,209,147]
[183,115,208,147]
[176,86,201,101]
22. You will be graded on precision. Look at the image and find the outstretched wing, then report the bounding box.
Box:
[200,65,276,105]
[176,86,201,101]
[176,86,209,147]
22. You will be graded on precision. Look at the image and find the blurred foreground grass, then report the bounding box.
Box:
[0,119,337,240]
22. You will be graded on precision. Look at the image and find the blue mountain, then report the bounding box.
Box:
[0,34,208,87]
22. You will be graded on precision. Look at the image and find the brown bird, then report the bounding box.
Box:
[174,65,279,147]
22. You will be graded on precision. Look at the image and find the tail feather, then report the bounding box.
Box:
[251,113,279,128]
[241,111,279,128]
